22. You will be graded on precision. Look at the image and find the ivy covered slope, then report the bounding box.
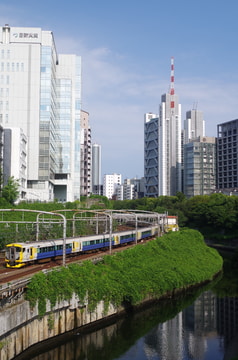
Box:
[26,229,223,317]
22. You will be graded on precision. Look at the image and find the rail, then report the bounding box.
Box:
[0,209,172,301]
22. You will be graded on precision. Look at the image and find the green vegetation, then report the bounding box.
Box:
[112,192,238,241]
[1,176,19,205]
[1,191,238,248]
[26,229,223,317]
[0,192,238,249]
[0,199,113,248]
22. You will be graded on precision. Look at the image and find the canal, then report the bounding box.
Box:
[14,252,238,360]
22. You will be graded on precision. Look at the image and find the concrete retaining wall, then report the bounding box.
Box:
[0,293,120,360]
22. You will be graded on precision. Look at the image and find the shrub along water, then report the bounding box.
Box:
[26,229,223,317]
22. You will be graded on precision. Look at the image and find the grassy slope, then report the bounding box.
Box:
[26,229,223,316]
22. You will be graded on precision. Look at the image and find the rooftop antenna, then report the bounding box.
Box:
[193,101,198,110]
[170,57,175,113]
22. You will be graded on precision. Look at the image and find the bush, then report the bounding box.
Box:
[26,229,223,317]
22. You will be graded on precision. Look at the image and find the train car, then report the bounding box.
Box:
[5,225,159,268]
[164,216,179,232]
[80,233,112,252]
[5,239,75,268]
[118,229,136,245]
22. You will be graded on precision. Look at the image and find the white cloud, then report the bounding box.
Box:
[57,35,238,177]
[178,78,238,136]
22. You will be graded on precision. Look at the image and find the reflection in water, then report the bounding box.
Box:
[14,287,238,360]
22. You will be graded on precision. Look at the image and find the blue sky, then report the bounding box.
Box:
[1,0,238,179]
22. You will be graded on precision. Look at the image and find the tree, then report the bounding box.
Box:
[2,176,20,205]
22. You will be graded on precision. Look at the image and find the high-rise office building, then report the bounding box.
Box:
[217,119,238,192]
[0,25,81,202]
[159,92,182,195]
[144,113,159,197]
[3,127,27,201]
[123,178,135,200]
[0,125,3,193]
[144,58,182,196]
[80,110,91,197]
[184,136,216,197]
[92,143,102,195]
[184,109,205,144]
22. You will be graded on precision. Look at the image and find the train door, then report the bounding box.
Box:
[7,246,21,266]
[23,247,30,261]
[9,246,17,262]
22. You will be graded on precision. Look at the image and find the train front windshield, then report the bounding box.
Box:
[5,245,21,261]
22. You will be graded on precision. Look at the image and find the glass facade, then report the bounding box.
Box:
[184,138,216,197]
[144,115,159,197]
[217,120,238,190]
[55,55,81,201]
[56,78,72,173]
[74,57,81,200]
[39,46,58,181]
[0,26,82,202]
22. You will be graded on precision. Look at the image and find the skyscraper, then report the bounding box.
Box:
[0,25,82,202]
[217,119,238,192]
[144,113,159,197]
[159,94,182,195]
[92,143,102,195]
[184,109,205,144]
[80,110,91,197]
[183,136,216,197]
[144,58,182,197]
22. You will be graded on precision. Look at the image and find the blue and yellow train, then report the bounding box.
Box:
[5,225,158,268]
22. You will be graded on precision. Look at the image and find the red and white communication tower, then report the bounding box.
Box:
[170,56,175,112]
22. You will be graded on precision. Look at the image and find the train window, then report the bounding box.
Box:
[23,248,25,252]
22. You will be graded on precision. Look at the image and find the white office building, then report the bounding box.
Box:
[184,109,205,144]
[184,136,216,197]
[144,94,182,197]
[3,127,27,201]
[103,173,121,199]
[0,25,81,202]
[123,179,135,200]
[144,58,182,197]
[159,92,182,195]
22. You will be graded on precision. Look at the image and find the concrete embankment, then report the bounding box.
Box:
[0,292,123,360]
[0,274,221,360]
[0,229,223,359]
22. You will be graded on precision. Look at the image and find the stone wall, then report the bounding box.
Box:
[0,293,120,360]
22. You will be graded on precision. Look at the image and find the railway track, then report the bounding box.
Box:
[0,237,155,286]
[0,252,101,285]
